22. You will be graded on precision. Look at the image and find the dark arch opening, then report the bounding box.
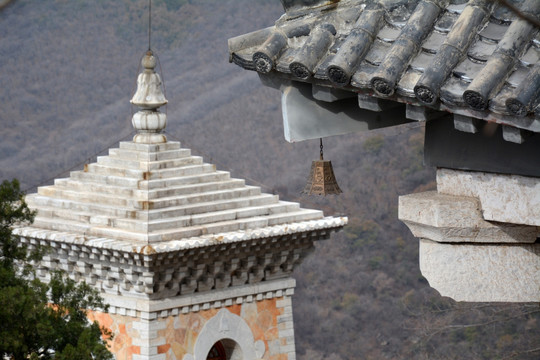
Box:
[206,341,227,360]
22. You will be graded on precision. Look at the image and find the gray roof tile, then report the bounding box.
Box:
[478,22,509,42]
[453,58,485,83]
[520,44,539,66]
[468,40,497,62]
[410,51,436,72]
[228,0,540,130]
[434,9,460,33]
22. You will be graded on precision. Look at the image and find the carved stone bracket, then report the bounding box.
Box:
[399,168,540,302]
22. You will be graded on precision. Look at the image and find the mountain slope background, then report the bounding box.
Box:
[1,1,538,359]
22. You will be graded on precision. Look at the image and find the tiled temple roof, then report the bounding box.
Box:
[229,0,540,132]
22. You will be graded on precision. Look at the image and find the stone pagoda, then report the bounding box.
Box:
[13,50,346,360]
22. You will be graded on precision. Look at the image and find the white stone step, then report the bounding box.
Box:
[88,226,150,242]
[145,194,279,220]
[70,171,141,188]
[114,202,301,232]
[85,163,145,178]
[35,184,263,211]
[37,186,132,207]
[118,141,181,152]
[27,193,280,223]
[34,206,133,227]
[68,169,231,190]
[145,163,216,180]
[54,178,135,197]
[29,194,281,226]
[27,194,137,219]
[31,206,322,243]
[143,179,246,199]
[265,209,323,225]
[84,162,216,179]
[182,202,301,227]
[146,186,262,209]
[96,155,203,171]
[32,216,149,242]
[53,177,247,201]
[108,148,191,161]
[32,216,91,234]
[33,206,108,226]
[146,209,324,242]
[138,171,231,190]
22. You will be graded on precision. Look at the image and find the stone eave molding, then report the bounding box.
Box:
[13,217,346,301]
[13,217,347,253]
[101,278,296,320]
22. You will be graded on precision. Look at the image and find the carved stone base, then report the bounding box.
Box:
[399,168,540,302]
[420,239,540,302]
[133,133,167,144]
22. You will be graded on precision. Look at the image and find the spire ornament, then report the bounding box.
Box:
[130,0,167,144]
[130,50,168,144]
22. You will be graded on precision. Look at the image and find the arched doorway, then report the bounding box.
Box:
[189,308,264,360]
[206,339,243,360]
[206,341,226,360]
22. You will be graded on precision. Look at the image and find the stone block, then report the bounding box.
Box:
[453,114,481,133]
[437,169,540,226]
[312,84,356,102]
[141,312,158,320]
[285,288,295,296]
[281,306,293,316]
[276,297,290,308]
[139,345,158,356]
[278,321,294,331]
[399,191,538,243]
[135,329,158,340]
[406,104,446,121]
[279,328,294,338]
[357,94,400,112]
[502,125,532,144]
[119,141,180,153]
[132,336,166,347]
[268,339,281,356]
[419,239,540,302]
[280,344,296,354]
[140,171,230,191]
[133,355,166,360]
[277,314,293,324]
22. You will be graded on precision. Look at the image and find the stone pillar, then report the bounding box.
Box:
[399,168,540,302]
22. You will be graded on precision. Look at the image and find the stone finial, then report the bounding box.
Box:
[130,50,168,144]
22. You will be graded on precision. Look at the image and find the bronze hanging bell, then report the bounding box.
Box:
[302,138,342,195]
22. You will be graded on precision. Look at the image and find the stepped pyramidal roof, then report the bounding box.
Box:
[15,50,346,254]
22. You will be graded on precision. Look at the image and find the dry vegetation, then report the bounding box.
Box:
[0,1,538,359]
